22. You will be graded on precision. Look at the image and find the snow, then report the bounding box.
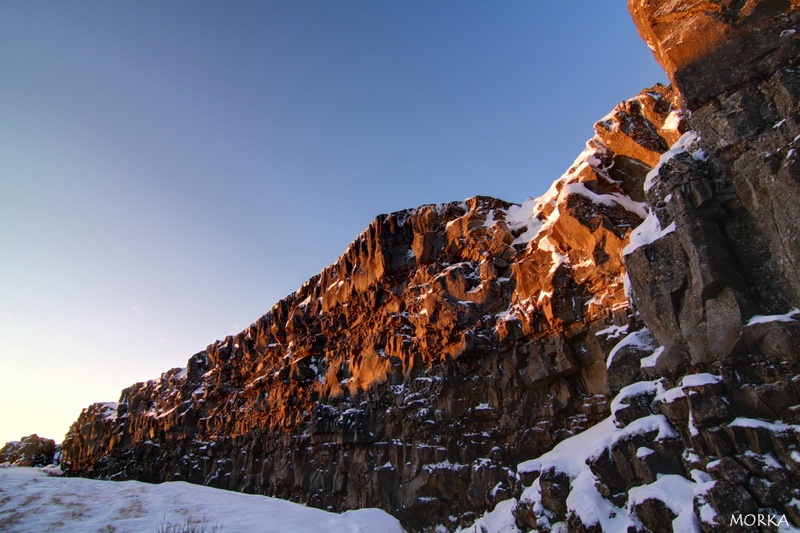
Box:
[484,139,646,253]
[537,235,568,274]
[654,385,687,405]
[98,402,119,421]
[623,272,632,301]
[640,346,664,368]
[622,210,676,256]
[744,308,800,326]
[743,451,784,471]
[650,373,721,406]
[728,417,800,433]
[595,323,629,340]
[458,498,521,533]
[688,411,699,437]
[606,328,657,369]
[681,373,722,388]
[644,130,707,192]
[611,380,665,417]
[423,459,467,473]
[628,475,700,531]
[518,417,618,479]
[481,197,543,246]
[559,182,648,218]
[509,385,730,533]
[662,110,682,131]
[0,466,403,533]
[566,467,627,530]
[636,446,655,458]
[608,414,678,448]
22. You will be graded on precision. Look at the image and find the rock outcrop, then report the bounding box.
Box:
[498,1,800,531]
[61,84,682,530]
[0,435,58,467]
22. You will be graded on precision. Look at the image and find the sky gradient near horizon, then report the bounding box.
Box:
[0,2,667,446]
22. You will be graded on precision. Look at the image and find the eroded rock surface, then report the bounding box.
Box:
[62,85,681,530]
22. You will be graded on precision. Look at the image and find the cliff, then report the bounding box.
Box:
[62,84,682,530]
[61,1,800,531]
[498,1,800,531]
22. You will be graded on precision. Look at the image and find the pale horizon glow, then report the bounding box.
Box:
[0,2,666,446]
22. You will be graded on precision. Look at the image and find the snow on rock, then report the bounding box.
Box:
[98,402,119,422]
[644,130,707,192]
[0,466,403,533]
[518,418,619,480]
[728,417,800,434]
[510,406,712,532]
[560,181,648,219]
[622,209,676,256]
[565,466,627,531]
[639,346,664,368]
[680,373,722,388]
[628,474,704,531]
[500,197,543,245]
[606,328,658,369]
[744,308,800,326]
[652,373,721,405]
[610,379,665,416]
[595,323,629,340]
[458,498,521,533]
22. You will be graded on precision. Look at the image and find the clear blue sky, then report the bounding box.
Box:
[0,2,666,445]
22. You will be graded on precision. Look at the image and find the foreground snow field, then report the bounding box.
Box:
[0,466,403,533]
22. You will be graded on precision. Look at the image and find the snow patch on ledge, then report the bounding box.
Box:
[728,417,800,434]
[744,308,800,326]
[98,402,119,422]
[623,211,676,256]
[606,328,657,369]
[644,130,706,192]
[640,346,664,368]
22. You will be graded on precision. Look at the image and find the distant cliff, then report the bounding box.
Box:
[62,0,800,531]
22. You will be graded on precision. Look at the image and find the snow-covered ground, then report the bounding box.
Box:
[0,466,402,533]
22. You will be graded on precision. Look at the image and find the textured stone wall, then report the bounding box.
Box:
[504,3,800,531]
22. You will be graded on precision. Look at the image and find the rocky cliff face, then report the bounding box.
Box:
[62,1,800,530]
[61,83,682,530]
[496,1,800,531]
